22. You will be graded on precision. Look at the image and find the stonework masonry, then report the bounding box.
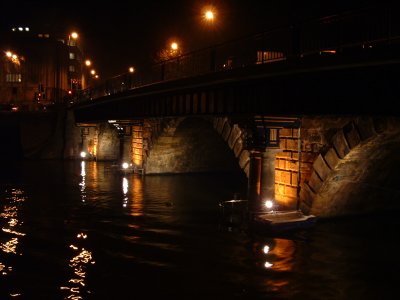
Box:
[5,111,400,218]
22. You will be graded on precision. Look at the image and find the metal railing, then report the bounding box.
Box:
[74,3,400,104]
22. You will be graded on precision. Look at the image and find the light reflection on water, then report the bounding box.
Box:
[60,232,95,300]
[1,160,400,299]
[0,187,26,298]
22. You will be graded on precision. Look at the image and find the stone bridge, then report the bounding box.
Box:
[64,113,400,219]
[64,4,400,218]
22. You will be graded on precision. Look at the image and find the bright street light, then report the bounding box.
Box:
[202,6,217,24]
[85,60,91,66]
[205,10,214,21]
[171,42,178,50]
[71,32,78,39]
[128,67,135,73]
[5,50,22,65]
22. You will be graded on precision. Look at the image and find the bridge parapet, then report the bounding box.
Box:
[71,2,400,106]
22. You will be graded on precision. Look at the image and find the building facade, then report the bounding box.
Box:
[0,26,85,111]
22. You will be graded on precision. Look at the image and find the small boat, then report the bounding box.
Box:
[219,199,249,226]
[219,197,317,233]
[250,210,317,233]
[109,162,144,175]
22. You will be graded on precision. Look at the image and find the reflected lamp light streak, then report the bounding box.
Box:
[1,188,26,258]
[122,177,128,195]
[61,233,95,298]
[79,161,86,202]
[122,177,129,207]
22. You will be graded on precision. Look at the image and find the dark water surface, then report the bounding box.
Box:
[1,160,399,299]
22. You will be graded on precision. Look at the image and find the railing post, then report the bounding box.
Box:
[247,149,263,214]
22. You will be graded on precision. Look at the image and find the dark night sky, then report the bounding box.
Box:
[1,0,385,79]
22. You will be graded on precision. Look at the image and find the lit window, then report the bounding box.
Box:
[6,74,22,82]
[266,128,280,147]
[270,128,278,142]
[69,52,75,60]
[69,65,75,72]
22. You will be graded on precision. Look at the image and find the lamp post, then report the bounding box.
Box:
[202,6,217,36]
[201,6,218,71]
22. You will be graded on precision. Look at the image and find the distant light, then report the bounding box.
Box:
[129,67,135,73]
[25,27,29,31]
[68,90,72,95]
[122,162,129,169]
[6,51,12,58]
[12,28,16,31]
[90,70,96,75]
[205,10,214,20]
[85,60,91,66]
[320,49,336,54]
[171,42,178,50]
[94,75,99,79]
[80,151,87,158]
[71,32,78,39]
[263,245,270,254]
[18,27,23,31]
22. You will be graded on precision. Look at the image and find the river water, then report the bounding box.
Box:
[1,160,399,299]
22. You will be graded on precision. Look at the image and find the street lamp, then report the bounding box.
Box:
[171,42,178,51]
[200,5,219,70]
[5,51,21,65]
[204,10,215,22]
[128,66,135,73]
[202,6,217,25]
[85,59,91,66]
[155,39,182,63]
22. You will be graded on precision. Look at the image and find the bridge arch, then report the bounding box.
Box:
[144,116,244,175]
[74,114,400,218]
[302,117,400,218]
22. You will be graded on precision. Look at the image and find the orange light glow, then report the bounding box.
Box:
[205,10,214,21]
[321,49,336,54]
[171,42,178,50]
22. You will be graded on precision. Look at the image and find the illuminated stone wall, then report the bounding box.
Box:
[96,123,119,161]
[145,117,240,174]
